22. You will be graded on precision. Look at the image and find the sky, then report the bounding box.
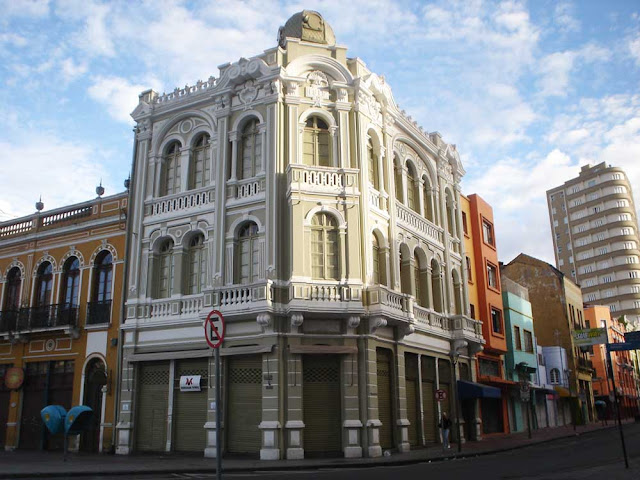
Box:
[1,0,639,266]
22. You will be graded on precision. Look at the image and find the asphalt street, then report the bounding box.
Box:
[23,423,640,480]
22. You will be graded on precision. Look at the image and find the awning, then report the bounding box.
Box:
[531,386,557,395]
[595,400,607,406]
[554,385,572,398]
[458,380,502,399]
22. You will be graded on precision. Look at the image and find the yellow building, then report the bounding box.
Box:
[0,192,127,452]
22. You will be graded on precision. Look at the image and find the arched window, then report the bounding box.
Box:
[3,267,21,311]
[236,223,260,284]
[550,368,560,384]
[189,134,210,189]
[161,142,182,196]
[394,157,403,203]
[311,213,339,280]
[89,251,112,325]
[303,117,331,167]
[399,246,411,295]
[423,176,435,222]
[431,259,444,313]
[240,119,262,179]
[61,257,80,307]
[452,269,462,315]
[35,262,53,308]
[93,252,113,303]
[367,138,379,190]
[372,232,387,286]
[187,234,207,293]
[157,240,174,298]
[414,252,429,307]
[407,164,419,212]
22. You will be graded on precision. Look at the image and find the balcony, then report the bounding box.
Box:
[395,203,443,245]
[145,187,215,219]
[287,165,359,197]
[13,304,78,333]
[226,177,266,202]
[0,310,18,332]
[86,300,112,326]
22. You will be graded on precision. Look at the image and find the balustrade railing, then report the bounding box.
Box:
[147,188,214,216]
[86,300,112,325]
[288,165,359,194]
[214,282,271,307]
[396,204,443,244]
[16,304,77,331]
[42,206,92,227]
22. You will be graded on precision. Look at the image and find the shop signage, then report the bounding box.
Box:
[572,328,607,347]
[5,367,24,390]
[179,375,201,392]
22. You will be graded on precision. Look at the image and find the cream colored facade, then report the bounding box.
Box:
[116,11,483,460]
[547,162,640,327]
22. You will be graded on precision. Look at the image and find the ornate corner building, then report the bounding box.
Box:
[0,193,127,452]
[115,11,484,460]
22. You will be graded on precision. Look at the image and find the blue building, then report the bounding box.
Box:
[501,275,538,433]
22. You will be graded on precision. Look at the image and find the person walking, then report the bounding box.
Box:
[439,412,452,449]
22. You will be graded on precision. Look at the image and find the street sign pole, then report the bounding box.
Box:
[606,344,629,469]
[205,310,226,480]
[215,345,221,480]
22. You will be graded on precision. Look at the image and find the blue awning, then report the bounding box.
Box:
[457,380,502,399]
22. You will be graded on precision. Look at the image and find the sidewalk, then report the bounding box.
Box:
[0,420,636,479]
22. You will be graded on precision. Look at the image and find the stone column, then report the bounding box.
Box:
[259,333,281,460]
[343,316,363,458]
[395,347,410,452]
[286,314,304,459]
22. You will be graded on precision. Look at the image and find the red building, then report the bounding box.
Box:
[585,305,639,420]
[465,194,511,435]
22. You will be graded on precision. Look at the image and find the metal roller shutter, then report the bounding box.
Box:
[174,359,208,452]
[136,362,169,452]
[227,355,262,454]
[406,378,418,446]
[421,381,436,443]
[303,355,341,456]
[376,348,394,450]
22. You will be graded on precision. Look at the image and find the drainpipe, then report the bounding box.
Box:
[112,126,139,452]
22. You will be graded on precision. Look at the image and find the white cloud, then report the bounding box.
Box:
[0,0,49,18]
[0,33,28,48]
[60,57,87,83]
[629,33,640,66]
[553,2,580,33]
[537,44,610,97]
[0,134,113,220]
[87,76,156,124]
[464,149,578,263]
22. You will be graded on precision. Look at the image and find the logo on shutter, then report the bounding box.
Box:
[180,375,201,392]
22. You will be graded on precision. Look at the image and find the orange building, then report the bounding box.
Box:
[0,192,127,452]
[464,194,510,435]
[585,305,638,420]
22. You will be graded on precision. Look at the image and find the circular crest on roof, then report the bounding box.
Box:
[278,10,336,48]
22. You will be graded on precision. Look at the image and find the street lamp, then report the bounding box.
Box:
[450,339,467,453]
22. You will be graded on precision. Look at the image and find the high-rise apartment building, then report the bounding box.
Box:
[546,162,640,327]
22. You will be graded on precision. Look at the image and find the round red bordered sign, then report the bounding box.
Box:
[204,310,225,349]
[435,389,447,402]
[5,367,25,390]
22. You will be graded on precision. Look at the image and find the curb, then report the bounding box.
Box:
[0,424,626,479]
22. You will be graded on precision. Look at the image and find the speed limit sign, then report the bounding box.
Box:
[435,389,447,402]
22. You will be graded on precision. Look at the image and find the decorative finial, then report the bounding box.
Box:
[124,175,131,190]
[96,179,105,197]
[35,196,44,212]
